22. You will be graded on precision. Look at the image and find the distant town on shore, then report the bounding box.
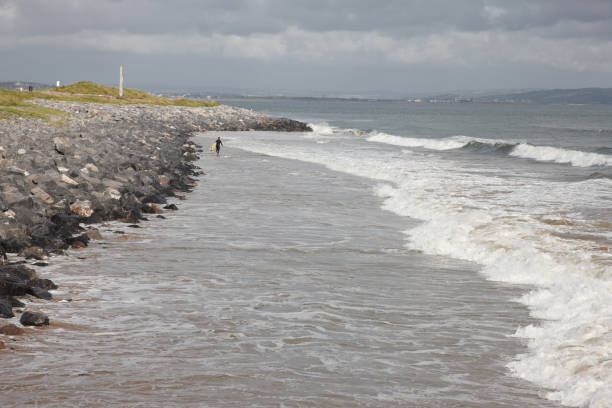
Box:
[2,81,612,105]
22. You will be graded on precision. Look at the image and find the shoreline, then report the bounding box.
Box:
[0,99,310,338]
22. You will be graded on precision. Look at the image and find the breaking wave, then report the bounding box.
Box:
[367,132,612,168]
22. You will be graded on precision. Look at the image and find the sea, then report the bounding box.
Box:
[1,99,611,408]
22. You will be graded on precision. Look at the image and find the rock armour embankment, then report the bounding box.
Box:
[0,99,310,324]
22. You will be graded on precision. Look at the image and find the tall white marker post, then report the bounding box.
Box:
[119,65,124,97]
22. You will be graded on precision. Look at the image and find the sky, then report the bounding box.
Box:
[2,0,612,97]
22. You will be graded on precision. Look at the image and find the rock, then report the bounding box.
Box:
[0,323,25,335]
[143,203,162,214]
[0,340,5,349]
[0,296,14,318]
[60,174,79,186]
[70,200,94,218]
[53,137,72,155]
[30,187,54,205]
[20,311,49,326]
[157,175,170,185]
[66,233,89,247]
[28,278,58,290]
[28,286,52,300]
[1,264,37,281]
[84,228,103,240]
[0,279,28,298]
[163,204,178,210]
[10,297,25,307]
[85,163,99,173]
[104,188,122,200]
[7,166,29,176]
[20,246,47,260]
[0,195,8,212]
[71,241,86,249]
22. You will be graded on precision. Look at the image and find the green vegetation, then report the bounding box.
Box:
[0,81,219,120]
[0,89,67,120]
[45,81,220,107]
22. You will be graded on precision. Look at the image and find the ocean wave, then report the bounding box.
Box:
[511,143,612,167]
[586,172,612,180]
[461,140,517,154]
[307,122,365,139]
[367,131,612,168]
[366,132,466,150]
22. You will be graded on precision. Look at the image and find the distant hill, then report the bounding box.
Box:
[0,81,51,91]
[481,88,612,104]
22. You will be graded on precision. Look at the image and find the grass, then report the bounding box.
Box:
[0,89,68,120]
[43,81,220,107]
[0,81,220,120]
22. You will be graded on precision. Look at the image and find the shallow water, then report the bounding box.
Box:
[0,135,562,407]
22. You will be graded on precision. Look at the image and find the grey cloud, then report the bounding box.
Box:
[6,0,611,38]
[3,0,612,95]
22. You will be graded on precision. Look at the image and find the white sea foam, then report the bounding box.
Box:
[511,143,612,167]
[307,122,364,139]
[368,131,612,168]
[308,123,336,136]
[367,132,466,150]
[230,129,612,408]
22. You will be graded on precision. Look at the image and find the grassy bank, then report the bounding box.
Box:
[0,81,220,120]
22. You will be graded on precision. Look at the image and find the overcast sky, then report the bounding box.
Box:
[2,0,612,96]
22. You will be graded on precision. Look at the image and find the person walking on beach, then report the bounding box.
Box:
[214,136,223,157]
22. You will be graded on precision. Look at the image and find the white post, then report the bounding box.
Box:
[119,65,124,97]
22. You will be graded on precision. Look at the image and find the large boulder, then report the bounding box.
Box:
[20,311,49,326]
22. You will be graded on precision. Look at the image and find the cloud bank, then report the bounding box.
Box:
[2,0,612,93]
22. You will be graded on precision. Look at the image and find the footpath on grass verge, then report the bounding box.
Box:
[0,87,310,339]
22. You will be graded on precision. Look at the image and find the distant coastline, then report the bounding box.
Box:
[175,87,612,105]
[4,81,612,105]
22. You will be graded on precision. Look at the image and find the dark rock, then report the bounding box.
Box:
[66,233,89,247]
[163,204,178,210]
[20,311,49,326]
[28,278,58,290]
[10,297,25,307]
[27,286,52,300]
[0,323,25,335]
[33,262,49,267]
[0,279,28,297]
[0,264,37,281]
[0,296,14,318]
[127,224,141,228]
